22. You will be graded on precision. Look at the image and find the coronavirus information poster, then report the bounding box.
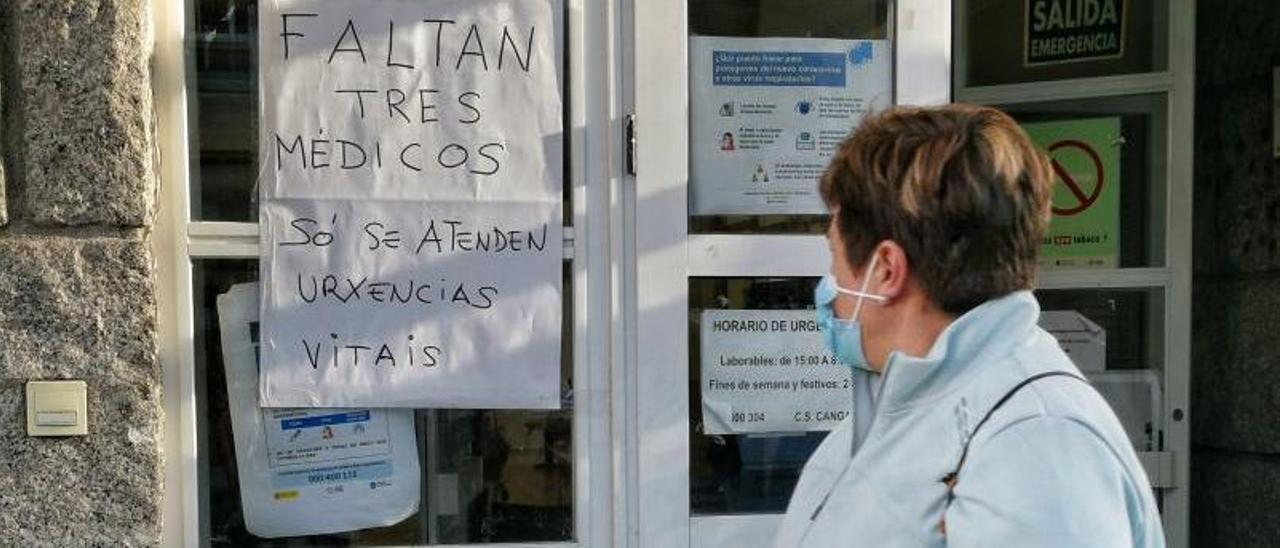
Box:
[689,37,890,216]
[700,310,854,435]
[257,0,563,408]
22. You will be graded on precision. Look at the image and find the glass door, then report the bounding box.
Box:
[630,2,950,546]
[954,1,1191,545]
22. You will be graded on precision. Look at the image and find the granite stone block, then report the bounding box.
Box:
[14,0,153,227]
[0,236,157,381]
[1191,277,1280,454]
[1193,0,1280,275]
[0,378,162,546]
[0,236,160,545]
[1191,450,1280,547]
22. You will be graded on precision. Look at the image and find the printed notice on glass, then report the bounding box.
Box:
[1023,117,1121,269]
[258,0,563,408]
[1025,0,1126,66]
[689,37,891,216]
[700,310,854,435]
[217,283,420,538]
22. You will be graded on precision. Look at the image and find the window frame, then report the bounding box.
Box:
[152,0,625,546]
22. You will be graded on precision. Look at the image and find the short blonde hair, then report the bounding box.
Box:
[819,104,1053,315]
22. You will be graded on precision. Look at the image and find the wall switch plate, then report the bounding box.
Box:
[26,381,88,437]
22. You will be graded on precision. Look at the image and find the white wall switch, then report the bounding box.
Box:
[26,381,88,437]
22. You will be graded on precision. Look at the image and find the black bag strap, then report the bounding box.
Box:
[941,371,1088,502]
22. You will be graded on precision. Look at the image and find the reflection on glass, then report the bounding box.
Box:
[193,260,574,545]
[964,0,1168,87]
[1036,287,1164,372]
[688,1,890,235]
[1001,94,1168,268]
[689,277,825,515]
[189,0,260,222]
[690,0,888,39]
[1036,288,1167,454]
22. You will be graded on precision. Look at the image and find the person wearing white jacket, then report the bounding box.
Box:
[774,105,1165,547]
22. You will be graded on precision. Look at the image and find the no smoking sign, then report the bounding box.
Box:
[1024,118,1121,269]
[1047,139,1105,216]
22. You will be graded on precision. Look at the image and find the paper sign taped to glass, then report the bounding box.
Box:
[257,0,563,408]
[688,37,891,216]
[1023,117,1122,269]
[700,310,853,435]
[217,283,420,538]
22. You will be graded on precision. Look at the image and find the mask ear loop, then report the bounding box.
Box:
[834,253,888,321]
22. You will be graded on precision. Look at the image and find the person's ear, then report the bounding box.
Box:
[873,240,910,300]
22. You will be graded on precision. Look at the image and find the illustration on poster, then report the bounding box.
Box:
[796,132,815,151]
[753,165,770,183]
[1047,139,1105,216]
[849,41,875,66]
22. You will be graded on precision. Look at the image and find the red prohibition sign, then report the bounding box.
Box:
[1047,139,1104,216]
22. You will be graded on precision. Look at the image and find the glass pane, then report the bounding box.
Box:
[688,1,891,234]
[194,259,574,545]
[999,94,1168,269]
[690,276,840,515]
[189,0,260,222]
[964,0,1169,87]
[1036,287,1166,452]
[186,0,573,225]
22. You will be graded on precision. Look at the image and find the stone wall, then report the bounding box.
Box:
[0,0,161,546]
[1192,1,1280,545]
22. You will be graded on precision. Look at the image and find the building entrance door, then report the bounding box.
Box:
[629,2,950,546]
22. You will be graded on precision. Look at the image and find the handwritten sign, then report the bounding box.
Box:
[258,0,563,408]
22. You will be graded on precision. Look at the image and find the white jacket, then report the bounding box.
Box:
[773,291,1165,547]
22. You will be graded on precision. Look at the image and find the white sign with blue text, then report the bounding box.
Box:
[689,37,891,216]
[218,283,421,538]
[258,0,563,408]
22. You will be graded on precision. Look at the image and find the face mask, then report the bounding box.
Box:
[814,254,887,371]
